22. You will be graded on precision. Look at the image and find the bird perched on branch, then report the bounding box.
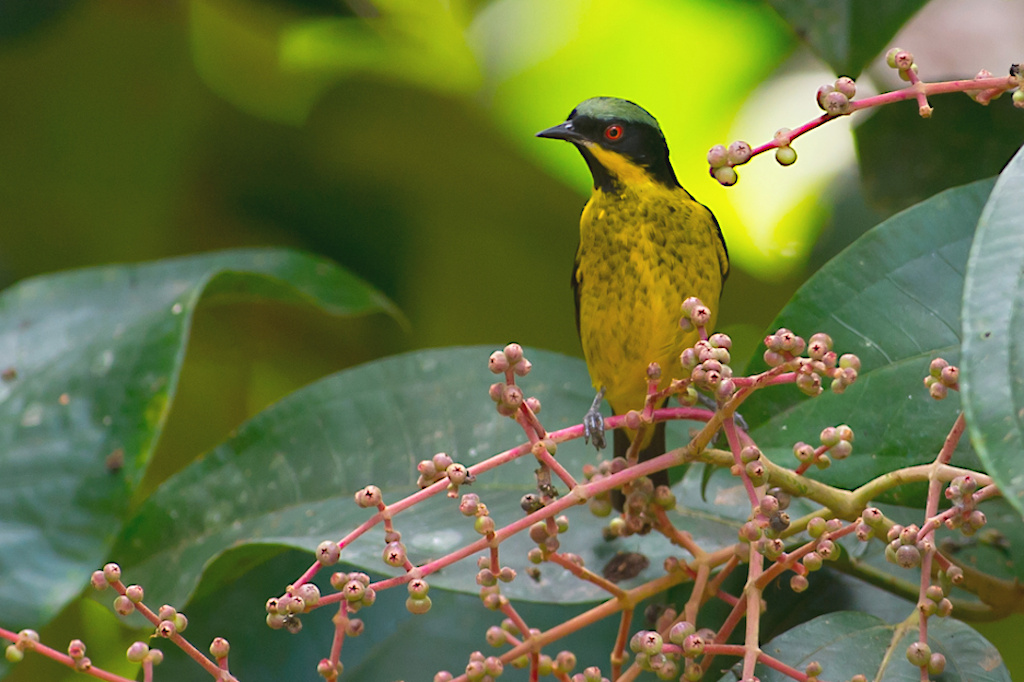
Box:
[537,96,729,504]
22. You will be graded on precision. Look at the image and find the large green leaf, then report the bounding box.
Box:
[764,0,927,77]
[962,144,1024,517]
[741,180,993,503]
[858,93,1024,213]
[721,611,1009,681]
[115,347,751,609]
[0,248,394,628]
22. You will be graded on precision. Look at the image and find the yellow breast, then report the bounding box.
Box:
[574,181,726,415]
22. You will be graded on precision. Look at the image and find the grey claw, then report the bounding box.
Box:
[584,409,606,450]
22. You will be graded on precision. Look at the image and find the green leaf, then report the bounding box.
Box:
[725,611,1009,681]
[115,347,749,608]
[962,144,1024,517]
[764,0,927,77]
[857,93,1024,213]
[741,180,994,504]
[0,248,395,628]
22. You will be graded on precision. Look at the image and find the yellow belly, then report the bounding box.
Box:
[575,184,726,417]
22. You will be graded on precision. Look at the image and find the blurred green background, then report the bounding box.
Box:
[5,0,1019,414]
[2,1,1023,678]
[4,0,1022,510]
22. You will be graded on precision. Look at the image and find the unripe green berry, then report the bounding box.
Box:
[803,552,823,571]
[834,76,856,98]
[1014,89,1024,108]
[5,645,23,663]
[408,578,430,599]
[885,47,902,68]
[895,545,921,568]
[832,440,853,460]
[790,574,809,592]
[126,641,150,663]
[406,595,432,614]
[354,485,382,508]
[668,621,696,645]
[474,516,495,535]
[157,620,176,638]
[893,50,914,70]
[714,165,738,186]
[485,626,506,647]
[113,595,135,616]
[383,541,407,567]
[794,442,816,464]
[681,633,704,657]
[860,503,884,524]
[820,426,840,447]
[905,641,931,667]
[775,145,797,166]
[740,445,762,463]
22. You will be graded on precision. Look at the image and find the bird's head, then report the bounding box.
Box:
[536,97,679,192]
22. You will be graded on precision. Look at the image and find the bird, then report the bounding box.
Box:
[536,96,729,504]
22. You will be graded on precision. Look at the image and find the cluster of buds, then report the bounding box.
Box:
[803,517,845,574]
[267,582,323,633]
[733,444,769,488]
[487,344,539,418]
[705,140,750,186]
[475,554,517,612]
[886,47,917,81]
[327,571,376,616]
[526,513,569,561]
[680,332,734,402]
[943,474,987,535]
[793,423,855,471]
[884,523,929,570]
[924,358,958,400]
[414,452,472,492]
[764,330,860,397]
[817,75,857,116]
[628,622,716,681]
[580,461,616,517]
[906,639,947,676]
[4,629,39,665]
[738,490,791,545]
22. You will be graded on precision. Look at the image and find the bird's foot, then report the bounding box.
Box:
[583,387,607,450]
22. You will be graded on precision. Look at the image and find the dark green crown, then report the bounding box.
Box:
[537,97,678,191]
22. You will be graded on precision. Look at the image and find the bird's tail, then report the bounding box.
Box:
[611,419,669,511]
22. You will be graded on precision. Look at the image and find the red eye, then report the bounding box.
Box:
[604,124,623,141]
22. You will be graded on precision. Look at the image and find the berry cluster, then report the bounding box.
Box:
[923,357,959,400]
[738,490,795,562]
[792,423,855,473]
[707,48,1022,185]
[627,623,712,681]
[763,330,860,396]
[817,76,857,116]
[488,343,537,417]
[680,332,734,403]
[943,474,987,535]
